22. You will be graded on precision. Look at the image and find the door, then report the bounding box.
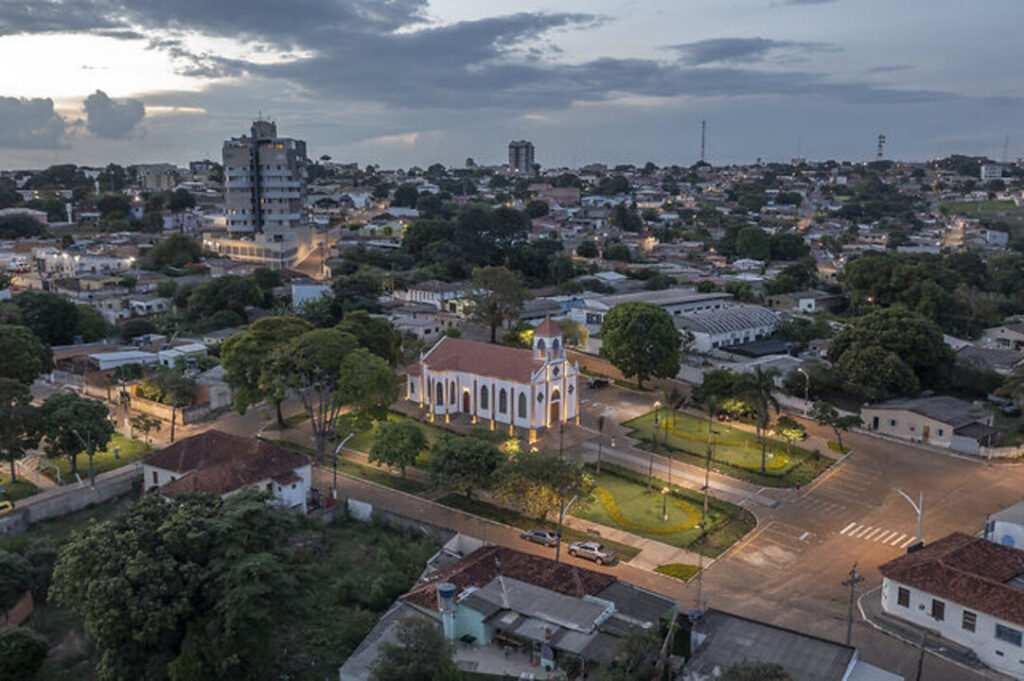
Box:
[550,401,560,425]
[463,391,471,413]
[872,416,879,430]
[922,425,930,442]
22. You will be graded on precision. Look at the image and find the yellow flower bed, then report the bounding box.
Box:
[594,487,700,534]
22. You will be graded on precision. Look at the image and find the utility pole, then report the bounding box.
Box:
[596,415,604,475]
[843,563,865,645]
[555,494,578,563]
[897,489,924,549]
[332,432,355,500]
[700,120,707,163]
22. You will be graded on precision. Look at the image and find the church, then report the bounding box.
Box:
[405,318,580,440]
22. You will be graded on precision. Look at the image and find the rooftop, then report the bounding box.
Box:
[412,336,545,384]
[675,304,780,335]
[864,395,988,428]
[595,288,732,309]
[879,532,1024,627]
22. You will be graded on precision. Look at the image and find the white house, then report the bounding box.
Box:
[157,342,208,368]
[406,318,579,440]
[142,430,312,512]
[880,532,1024,680]
[675,304,780,352]
[394,280,469,312]
[127,295,172,317]
[985,502,1024,550]
[860,396,998,453]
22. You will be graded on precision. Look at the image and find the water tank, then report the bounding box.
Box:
[437,582,456,612]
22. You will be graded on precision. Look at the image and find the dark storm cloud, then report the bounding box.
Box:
[83,90,146,139]
[0,97,67,148]
[672,37,832,66]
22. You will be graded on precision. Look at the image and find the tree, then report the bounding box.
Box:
[0,379,39,483]
[0,214,46,239]
[769,232,809,261]
[735,226,770,260]
[811,401,861,451]
[774,415,805,455]
[146,234,202,269]
[8,292,79,345]
[186,275,266,320]
[97,194,130,218]
[596,628,660,681]
[721,661,793,681]
[369,616,460,681]
[75,304,111,341]
[391,184,420,208]
[469,266,529,343]
[0,324,53,384]
[576,240,599,258]
[495,450,594,521]
[369,420,427,478]
[600,302,681,389]
[39,392,114,480]
[0,550,32,611]
[221,316,312,426]
[50,491,304,681]
[337,311,403,366]
[0,626,48,681]
[430,432,503,499]
[738,367,780,472]
[525,199,549,218]
[603,242,631,262]
[130,413,161,445]
[120,318,157,342]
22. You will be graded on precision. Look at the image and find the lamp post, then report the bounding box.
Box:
[555,494,579,563]
[70,428,95,487]
[897,488,924,549]
[332,432,355,500]
[654,400,662,426]
[596,415,605,475]
[843,563,865,645]
[796,367,810,414]
[661,486,669,521]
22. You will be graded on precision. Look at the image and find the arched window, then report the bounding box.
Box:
[551,388,561,402]
[450,383,456,405]
[552,338,560,353]
[480,386,489,410]
[435,382,444,404]
[537,338,546,351]
[499,389,508,413]
[518,392,527,417]
[409,381,416,396]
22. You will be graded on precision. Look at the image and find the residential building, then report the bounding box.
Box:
[340,544,676,681]
[569,289,733,334]
[985,501,1024,549]
[223,119,307,235]
[879,532,1024,680]
[956,345,1024,376]
[508,140,536,175]
[406,318,579,439]
[860,396,999,453]
[683,609,902,681]
[136,163,179,192]
[143,430,312,512]
[765,289,845,314]
[393,280,470,312]
[981,164,1004,181]
[982,323,1024,351]
[127,294,172,317]
[675,304,780,353]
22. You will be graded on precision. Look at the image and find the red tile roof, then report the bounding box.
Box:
[402,545,616,612]
[879,532,1024,626]
[145,430,310,498]
[534,317,561,337]
[421,337,542,383]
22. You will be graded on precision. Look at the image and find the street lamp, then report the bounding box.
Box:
[70,428,95,487]
[332,432,355,500]
[795,367,810,414]
[555,494,579,563]
[897,488,924,550]
[661,486,669,521]
[842,563,865,645]
[654,400,662,425]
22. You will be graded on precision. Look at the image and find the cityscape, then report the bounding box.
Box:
[1,3,1024,681]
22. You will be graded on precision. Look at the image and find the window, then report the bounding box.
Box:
[889,419,897,427]
[409,381,416,396]
[152,471,158,484]
[963,611,977,632]
[897,587,910,607]
[499,389,508,413]
[518,392,527,418]
[931,599,945,621]
[449,383,456,405]
[997,624,1023,647]
[938,428,945,436]
[436,383,443,404]
[480,386,489,410]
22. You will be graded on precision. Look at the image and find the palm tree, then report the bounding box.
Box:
[740,367,780,472]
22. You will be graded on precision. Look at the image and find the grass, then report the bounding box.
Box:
[346,412,450,456]
[578,465,755,558]
[655,563,700,582]
[0,472,38,502]
[262,412,311,431]
[625,410,832,487]
[268,437,433,495]
[827,441,851,454]
[436,493,642,562]
[45,434,150,483]
[940,199,1020,216]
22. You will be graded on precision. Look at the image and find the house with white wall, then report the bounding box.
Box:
[860,396,999,453]
[406,318,578,440]
[142,430,312,512]
[569,289,733,334]
[880,532,1024,680]
[985,502,1024,550]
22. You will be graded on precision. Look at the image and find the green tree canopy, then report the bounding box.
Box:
[8,292,80,345]
[0,324,53,384]
[0,626,48,681]
[599,302,681,389]
[369,420,428,478]
[735,226,770,261]
[146,234,202,270]
[0,379,40,482]
[469,266,529,343]
[337,311,403,366]
[39,392,114,478]
[496,449,594,521]
[430,432,503,499]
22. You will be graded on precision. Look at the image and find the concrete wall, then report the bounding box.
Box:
[861,408,956,449]
[0,465,141,535]
[882,577,1024,679]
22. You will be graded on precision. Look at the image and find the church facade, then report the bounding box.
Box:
[405,319,580,439]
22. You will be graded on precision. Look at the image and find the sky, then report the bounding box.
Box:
[0,0,1022,170]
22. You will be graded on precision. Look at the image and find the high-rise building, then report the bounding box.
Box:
[508,140,536,175]
[223,120,307,235]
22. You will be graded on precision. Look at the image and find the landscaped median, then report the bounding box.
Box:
[624,410,833,487]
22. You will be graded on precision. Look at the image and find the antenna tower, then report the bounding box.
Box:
[1003,133,1011,164]
[876,134,886,160]
[700,120,707,163]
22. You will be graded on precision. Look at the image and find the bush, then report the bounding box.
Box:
[0,626,48,681]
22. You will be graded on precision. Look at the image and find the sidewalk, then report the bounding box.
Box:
[559,512,709,571]
[858,586,988,673]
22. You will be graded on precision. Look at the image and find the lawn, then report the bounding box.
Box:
[436,493,642,562]
[655,563,700,582]
[625,410,832,487]
[939,200,1020,216]
[346,411,450,456]
[0,472,38,502]
[268,438,433,495]
[263,412,311,431]
[575,465,755,557]
[45,434,151,484]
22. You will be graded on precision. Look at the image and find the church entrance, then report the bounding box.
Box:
[550,401,560,425]
[463,391,471,413]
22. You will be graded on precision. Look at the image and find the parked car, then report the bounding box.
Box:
[568,541,615,565]
[0,501,14,517]
[520,529,559,547]
[587,378,609,389]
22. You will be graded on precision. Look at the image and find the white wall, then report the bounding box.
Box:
[987,520,1024,551]
[882,577,1024,679]
[861,408,956,449]
[143,464,187,490]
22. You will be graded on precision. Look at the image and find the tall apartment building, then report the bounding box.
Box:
[223,120,308,235]
[508,140,536,175]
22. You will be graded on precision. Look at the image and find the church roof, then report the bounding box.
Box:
[533,317,561,337]
[420,336,542,383]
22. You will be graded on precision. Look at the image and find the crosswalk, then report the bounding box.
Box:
[839,522,918,549]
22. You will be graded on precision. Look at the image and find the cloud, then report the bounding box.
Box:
[83,90,146,139]
[673,37,833,66]
[0,97,67,148]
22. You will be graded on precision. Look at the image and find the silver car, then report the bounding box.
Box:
[520,529,559,547]
[568,541,615,565]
